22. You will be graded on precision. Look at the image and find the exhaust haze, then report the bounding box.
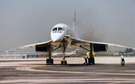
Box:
[0,0,134,51]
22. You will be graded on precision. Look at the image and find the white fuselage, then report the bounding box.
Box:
[51,23,79,42]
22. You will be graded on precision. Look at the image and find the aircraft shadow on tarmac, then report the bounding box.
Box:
[21,63,106,67]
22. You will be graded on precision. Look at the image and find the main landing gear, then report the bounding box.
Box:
[46,43,67,65]
[46,46,53,65]
[46,59,53,65]
[80,43,95,65]
[89,43,95,65]
[88,58,95,65]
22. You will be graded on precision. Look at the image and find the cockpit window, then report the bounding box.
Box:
[52,28,57,31]
[52,27,64,33]
[58,27,63,31]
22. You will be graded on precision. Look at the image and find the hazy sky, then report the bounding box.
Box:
[0,0,135,51]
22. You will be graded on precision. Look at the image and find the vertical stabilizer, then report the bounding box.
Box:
[73,9,77,30]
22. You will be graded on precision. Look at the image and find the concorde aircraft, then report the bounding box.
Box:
[12,11,135,65]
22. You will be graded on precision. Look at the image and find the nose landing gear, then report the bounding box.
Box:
[61,60,67,65]
[61,43,67,65]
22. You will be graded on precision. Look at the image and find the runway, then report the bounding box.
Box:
[0,57,135,84]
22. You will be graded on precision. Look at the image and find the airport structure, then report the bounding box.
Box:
[0,54,27,59]
[0,51,134,59]
[0,52,47,59]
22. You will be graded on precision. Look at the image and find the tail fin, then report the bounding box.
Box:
[73,9,77,30]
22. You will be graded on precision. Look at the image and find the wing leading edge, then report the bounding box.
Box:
[69,37,135,50]
[11,40,52,51]
[11,37,135,52]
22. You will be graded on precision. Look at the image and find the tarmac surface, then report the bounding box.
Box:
[0,57,135,84]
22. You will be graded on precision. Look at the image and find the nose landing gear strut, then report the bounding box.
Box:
[61,43,67,65]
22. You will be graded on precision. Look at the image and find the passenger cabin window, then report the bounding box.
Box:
[52,28,57,31]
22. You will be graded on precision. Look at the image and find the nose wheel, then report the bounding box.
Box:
[61,60,67,65]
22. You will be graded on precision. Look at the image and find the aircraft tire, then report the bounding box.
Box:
[46,59,53,65]
[61,61,63,65]
[92,58,95,65]
[88,58,95,65]
[65,61,67,65]
[61,61,67,65]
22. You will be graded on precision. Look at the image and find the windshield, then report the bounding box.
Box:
[58,27,63,31]
[52,28,57,31]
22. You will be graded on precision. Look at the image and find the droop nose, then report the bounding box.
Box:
[52,37,61,42]
[51,27,65,42]
[51,33,63,42]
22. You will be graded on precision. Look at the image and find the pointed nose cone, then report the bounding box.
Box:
[51,33,64,42]
[52,37,61,42]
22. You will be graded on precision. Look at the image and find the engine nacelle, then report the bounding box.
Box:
[35,45,52,53]
[93,44,108,52]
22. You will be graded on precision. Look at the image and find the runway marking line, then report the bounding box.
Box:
[16,66,135,76]
[1,78,135,83]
